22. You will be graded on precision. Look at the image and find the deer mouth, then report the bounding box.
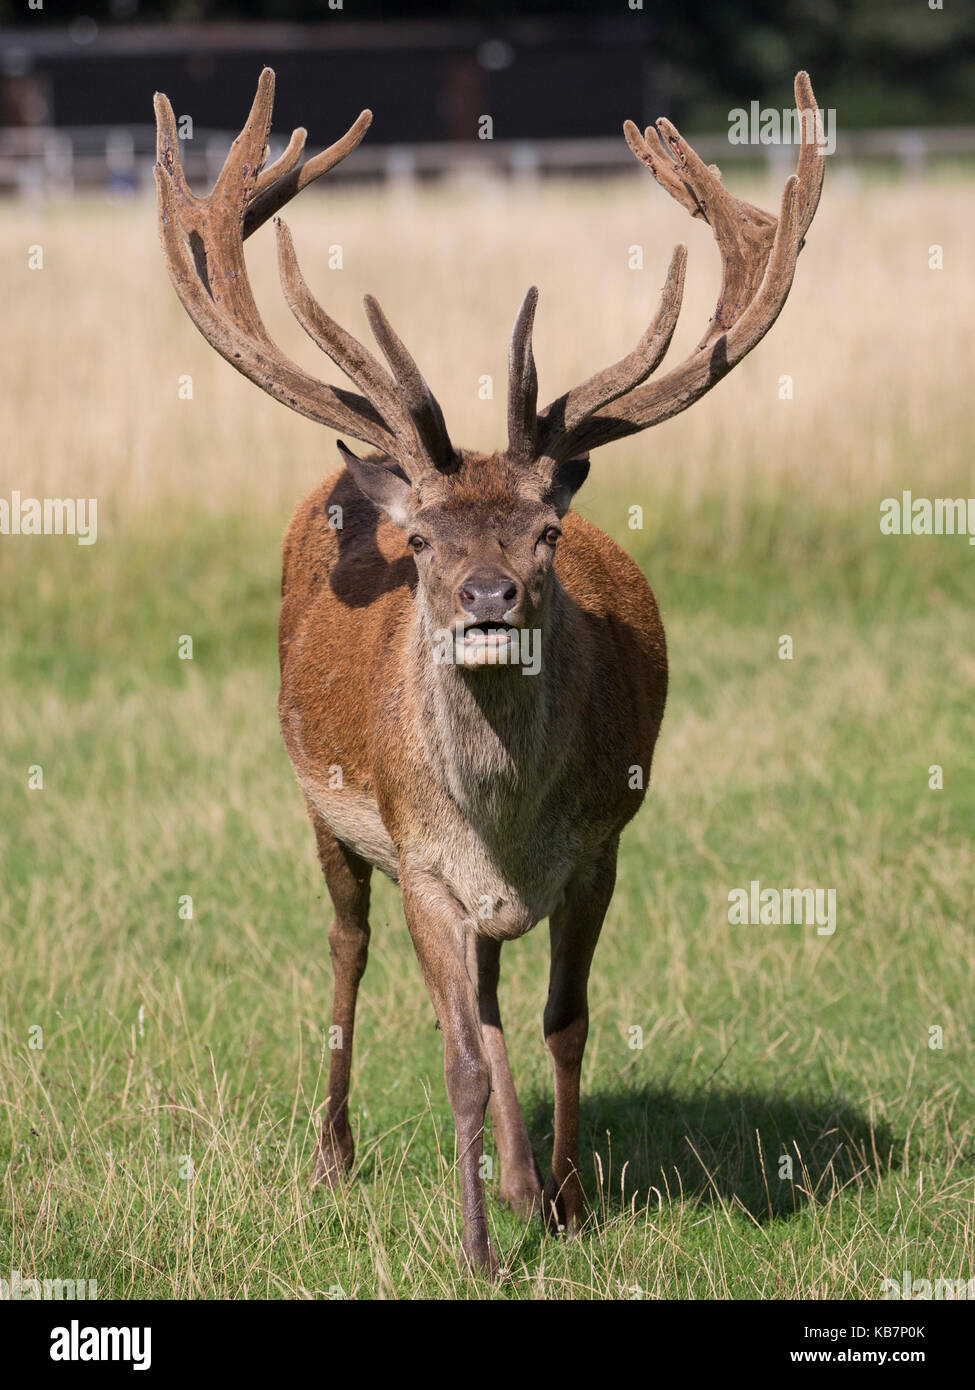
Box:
[455,621,519,667]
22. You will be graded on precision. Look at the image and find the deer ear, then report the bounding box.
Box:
[547,455,590,517]
[338,441,412,527]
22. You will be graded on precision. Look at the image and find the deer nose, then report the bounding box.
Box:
[457,569,522,622]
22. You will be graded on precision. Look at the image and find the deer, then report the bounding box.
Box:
[154,67,823,1276]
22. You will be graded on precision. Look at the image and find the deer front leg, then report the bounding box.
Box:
[543,839,618,1234]
[476,936,543,1216]
[308,811,372,1187]
[401,871,498,1277]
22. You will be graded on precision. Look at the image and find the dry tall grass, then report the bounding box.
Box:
[3,170,973,521]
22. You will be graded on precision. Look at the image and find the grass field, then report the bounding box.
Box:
[1,172,973,1299]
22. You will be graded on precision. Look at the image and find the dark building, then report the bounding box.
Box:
[0,18,662,145]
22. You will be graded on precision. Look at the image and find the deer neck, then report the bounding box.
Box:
[406,588,573,816]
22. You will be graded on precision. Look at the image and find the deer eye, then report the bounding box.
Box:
[408,535,427,554]
[542,526,562,548]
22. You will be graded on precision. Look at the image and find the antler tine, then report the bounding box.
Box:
[255,125,307,198]
[154,90,197,209]
[363,295,456,473]
[507,287,539,458]
[154,67,453,464]
[537,244,686,458]
[275,220,435,479]
[536,70,824,459]
[736,173,802,339]
[793,70,826,242]
[211,64,275,209]
[624,119,701,220]
[244,109,373,240]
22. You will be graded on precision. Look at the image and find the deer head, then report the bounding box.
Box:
[155,68,823,667]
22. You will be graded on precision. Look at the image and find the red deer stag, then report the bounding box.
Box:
[154,69,823,1275]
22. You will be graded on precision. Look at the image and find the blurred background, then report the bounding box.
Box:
[1,0,974,195]
[1,0,973,513]
[1,1,973,1299]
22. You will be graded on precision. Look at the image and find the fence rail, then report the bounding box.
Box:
[2,122,974,197]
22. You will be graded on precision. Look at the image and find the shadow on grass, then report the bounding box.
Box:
[523,1084,897,1223]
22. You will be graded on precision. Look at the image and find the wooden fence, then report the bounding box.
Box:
[2,122,974,197]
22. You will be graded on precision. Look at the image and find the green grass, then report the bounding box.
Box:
[1,483,972,1299]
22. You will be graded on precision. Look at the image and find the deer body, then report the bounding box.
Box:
[279,461,667,941]
[154,66,822,1276]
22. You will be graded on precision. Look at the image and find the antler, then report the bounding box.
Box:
[508,71,825,464]
[154,67,455,478]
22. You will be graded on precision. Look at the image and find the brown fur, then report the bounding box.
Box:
[278,452,666,1273]
[279,458,666,906]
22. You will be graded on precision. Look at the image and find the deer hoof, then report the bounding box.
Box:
[499,1177,543,1218]
[312,1142,354,1188]
[543,1175,586,1236]
[459,1237,501,1281]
